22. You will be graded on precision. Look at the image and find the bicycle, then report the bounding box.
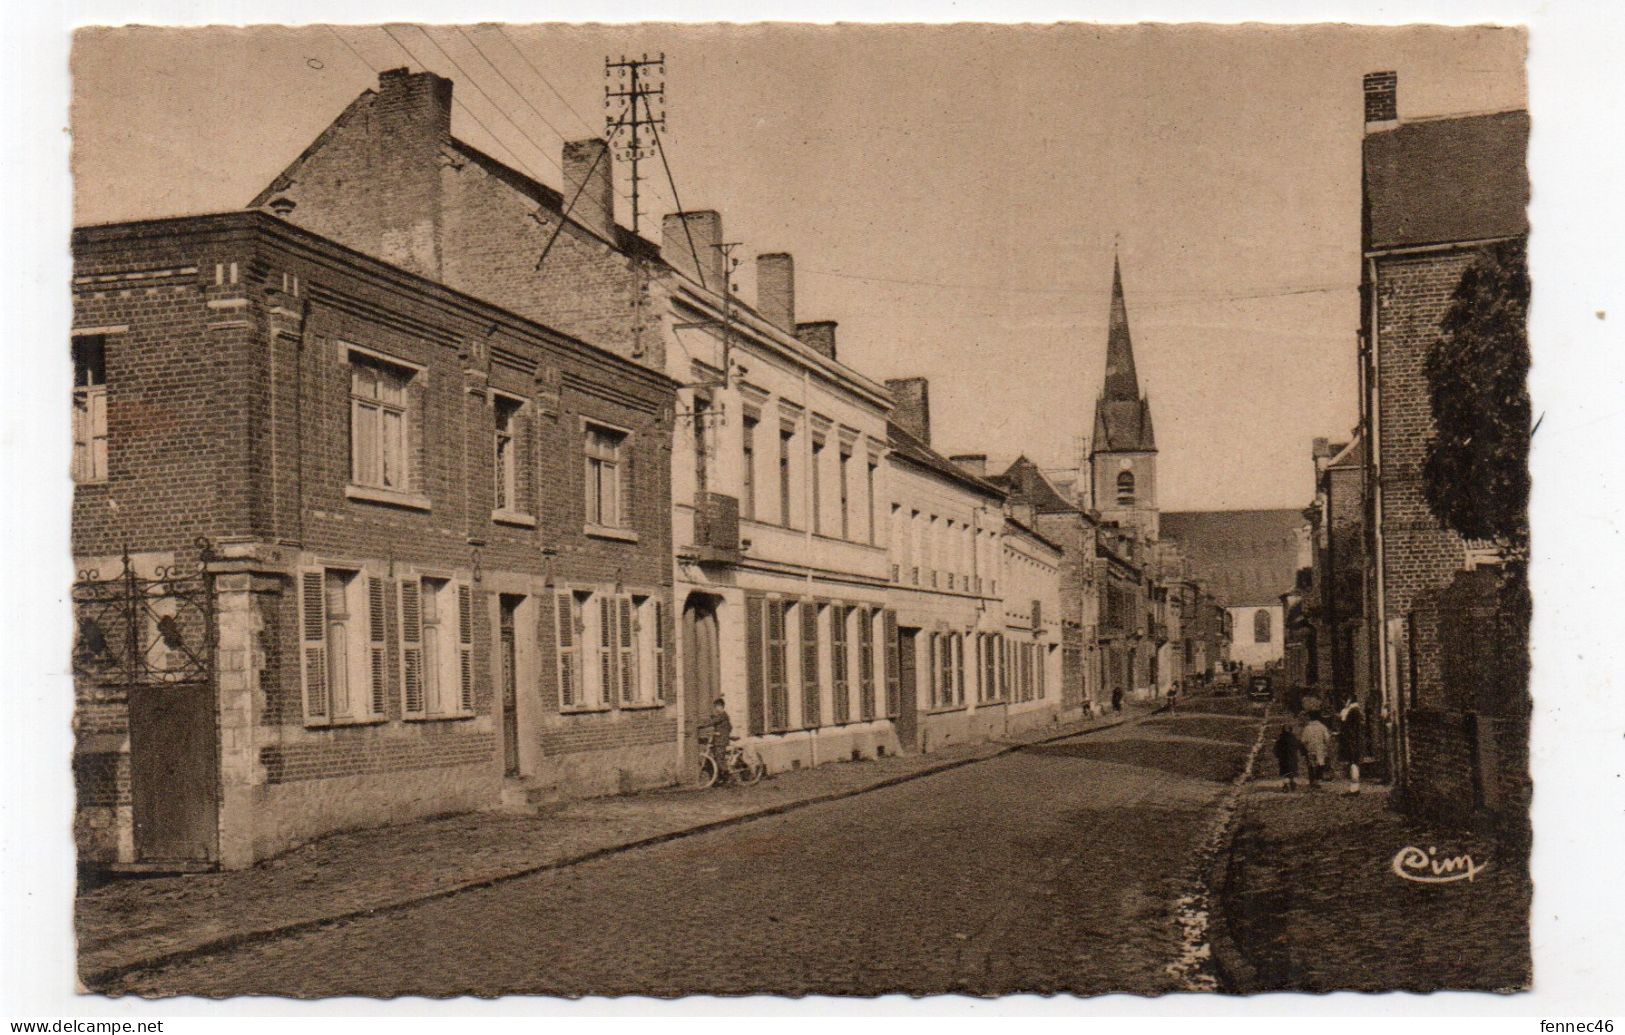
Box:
[700,736,766,788]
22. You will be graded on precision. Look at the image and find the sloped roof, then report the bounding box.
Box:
[1363,109,1529,251]
[1160,509,1306,607]
[995,456,1081,515]
[887,422,1004,500]
[1093,256,1156,452]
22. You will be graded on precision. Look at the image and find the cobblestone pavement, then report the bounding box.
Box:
[79,706,1149,984]
[101,699,1264,998]
[1212,714,1532,994]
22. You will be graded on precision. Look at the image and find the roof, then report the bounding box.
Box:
[1363,109,1529,251]
[886,422,1005,501]
[1003,514,1064,557]
[1093,256,1156,452]
[1159,509,1307,607]
[994,456,1082,515]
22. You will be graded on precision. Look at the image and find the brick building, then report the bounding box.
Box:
[1356,71,1529,826]
[251,67,906,776]
[71,212,676,869]
[1300,435,1369,711]
[1160,509,1307,672]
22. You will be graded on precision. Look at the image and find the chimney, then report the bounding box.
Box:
[795,321,837,361]
[1363,70,1398,127]
[885,377,931,446]
[950,454,988,478]
[1312,436,1331,459]
[662,210,725,290]
[375,67,453,141]
[562,139,615,240]
[757,253,796,331]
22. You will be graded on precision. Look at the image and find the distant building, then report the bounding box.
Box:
[1159,509,1308,670]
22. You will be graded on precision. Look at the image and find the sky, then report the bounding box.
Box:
[71,23,1526,511]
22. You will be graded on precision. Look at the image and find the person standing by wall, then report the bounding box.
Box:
[1338,699,1366,795]
[1300,711,1332,790]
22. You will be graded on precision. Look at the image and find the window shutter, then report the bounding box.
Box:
[598,594,615,705]
[399,578,426,718]
[620,440,634,528]
[457,583,474,712]
[555,592,577,708]
[883,610,900,718]
[299,569,329,724]
[953,632,965,706]
[800,601,820,729]
[766,600,788,732]
[652,599,670,703]
[618,596,637,704]
[858,608,876,721]
[744,594,766,736]
[367,576,388,717]
[830,605,849,724]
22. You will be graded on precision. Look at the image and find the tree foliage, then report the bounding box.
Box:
[1423,239,1531,550]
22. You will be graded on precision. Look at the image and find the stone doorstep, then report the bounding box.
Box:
[81,705,1156,990]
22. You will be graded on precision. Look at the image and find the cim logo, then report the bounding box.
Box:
[1391,844,1490,885]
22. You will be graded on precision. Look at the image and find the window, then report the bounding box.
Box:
[767,599,790,731]
[584,425,628,529]
[952,632,965,706]
[839,448,852,539]
[741,415,758,520]
[811,437,825,535]
[493,395,523,514]
[299,567,387,725]
[555,592,583,708]
[558,590,650,710]
[866,461,878,544]
[350,354,414,492]
[1254,608,1273,644]
[778,427,795,528]
[400,576,474,719]
[637,596,671,705]
[72,336,108,483]
[1116,470,1136,507]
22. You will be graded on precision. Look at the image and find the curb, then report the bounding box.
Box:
[85,711,1146,991]
[1205,788,1265,995]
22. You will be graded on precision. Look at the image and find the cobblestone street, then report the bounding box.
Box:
[103,701,1266,998]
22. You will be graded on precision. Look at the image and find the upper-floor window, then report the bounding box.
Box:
[811,437,826,535]
[492,394,525,515]
[1253,608,1272,643]
[1116,470,1136,507]
[350,353,415,493]
[839,448,853,540]
[778,427,795,528]
[584,424,629,529]
[741,414,758,520]
[72,336,108,484]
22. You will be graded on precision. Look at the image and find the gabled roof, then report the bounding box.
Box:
[995,456,1082,515]
[1160,509,1306,607]
[887,422,1005,501]
[1363,109,1529,251]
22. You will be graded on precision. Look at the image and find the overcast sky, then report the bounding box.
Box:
[71,23,1525,510]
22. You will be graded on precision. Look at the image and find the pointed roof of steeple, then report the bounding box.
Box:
[1093,251,1157,453]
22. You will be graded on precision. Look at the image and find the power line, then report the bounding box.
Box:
[795,263,1349,305]
[491,26,597,138]
[651,113,707,291]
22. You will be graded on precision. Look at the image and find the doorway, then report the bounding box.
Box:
[682,594,722,778]
[499,595,521,778]
[894,627,920,753]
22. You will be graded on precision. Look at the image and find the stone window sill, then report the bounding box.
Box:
[619,700,667,711]
[346,484,431,512]
[492,509,537,529]
[404,712,477,723]
[584,523,639,543]
[305,716,389,730]
[559,704,614,716]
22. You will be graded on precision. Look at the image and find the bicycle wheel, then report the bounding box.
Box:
[699,753,720,788]
[735,754,764,785]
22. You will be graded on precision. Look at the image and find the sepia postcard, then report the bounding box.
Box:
[17,12,1585,1012]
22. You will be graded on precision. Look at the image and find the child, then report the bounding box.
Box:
[1273,724,1301,791]
[697,698,733,780]
[1299,712,1332,789]
[1338,699,1366,795]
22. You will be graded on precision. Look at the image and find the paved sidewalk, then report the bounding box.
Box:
[1210,776,1531,994]
[78,705,1148,987]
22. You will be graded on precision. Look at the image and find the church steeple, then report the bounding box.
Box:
[1103,254,1141,401]
[1092,253,1157,453]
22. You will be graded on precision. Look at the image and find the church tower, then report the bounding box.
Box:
[1090,255,1159,542]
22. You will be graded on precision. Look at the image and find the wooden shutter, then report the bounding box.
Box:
[618,596,637,704]
[299,569,330,725]
[399,577,425,718]
[953,632,965,706]
[367,576,388,717]
[767,600,788,732]
[555,592,578,708]
[858,608,875,720]
[927,632,939,708]
[457,583,474,712]
[883,610,900,718]
[800,601,821,728]
[619,437,634,528]
[830,605,850,724]
[744,594,766,736]
[598,595,616,705]
[652,599,670,703]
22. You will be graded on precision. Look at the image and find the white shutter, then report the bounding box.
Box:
[555,592,577,708]
[399,577,425,718]
[652,599,669,703]
[299,569,330,725]
[618,596,637,704]
[598,595,615,705]
[367,576,388,717]
[457,582,474,713]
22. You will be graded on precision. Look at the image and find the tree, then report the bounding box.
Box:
[1423,239,1531,554]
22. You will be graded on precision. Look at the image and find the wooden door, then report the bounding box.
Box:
[128,683,218,865]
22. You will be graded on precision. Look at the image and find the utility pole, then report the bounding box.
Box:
[713,241,742,388]
[605,53,666,236]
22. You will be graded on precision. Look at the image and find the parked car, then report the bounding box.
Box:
[1247,674,1273,701]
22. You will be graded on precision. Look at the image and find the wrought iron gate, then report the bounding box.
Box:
[73,540,219,865]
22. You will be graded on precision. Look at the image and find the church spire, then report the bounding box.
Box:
[1103,252,1141,401]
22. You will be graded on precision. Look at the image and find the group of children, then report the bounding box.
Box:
[1271,699,1367,794]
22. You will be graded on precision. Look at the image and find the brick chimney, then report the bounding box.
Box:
[375,67,453,141]
[662,210,725,290]
[1364,71,1398,128]
[885,377,931,445]
[795,321,837,361]
[562,139,615,240]
[757,253,795,332]
[950,454,988,478]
